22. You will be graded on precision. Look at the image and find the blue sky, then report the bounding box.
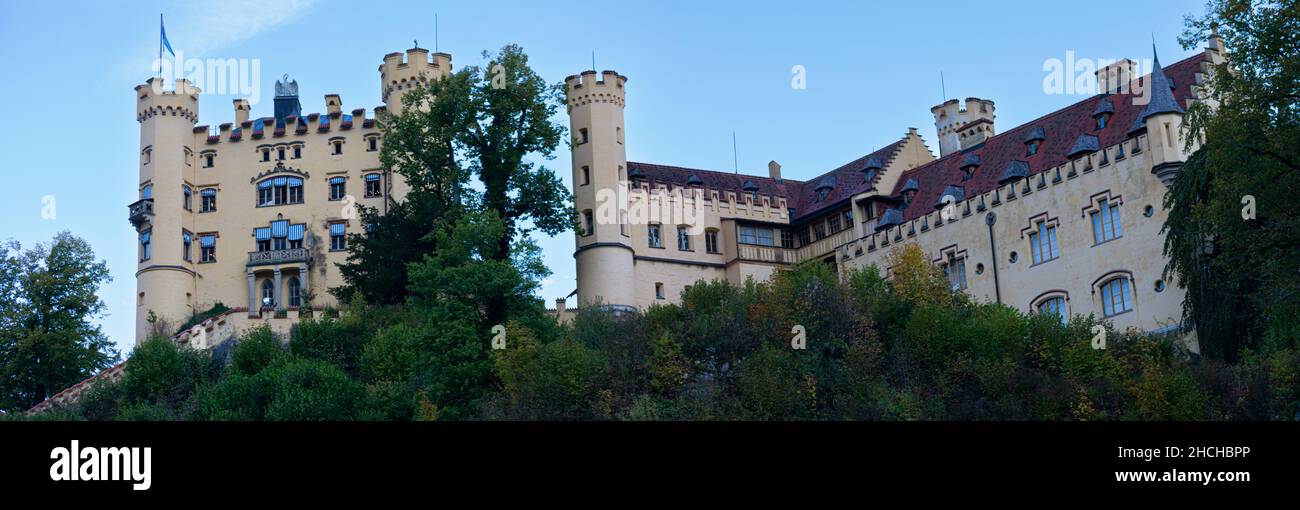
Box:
[0,0,1207,355]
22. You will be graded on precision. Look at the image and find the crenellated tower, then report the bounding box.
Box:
[565,70,635,311]
[379,46,453,115]
[930,97,996,157]
[132,78,200,342]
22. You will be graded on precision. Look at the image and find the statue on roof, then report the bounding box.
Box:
[275,74,298,97]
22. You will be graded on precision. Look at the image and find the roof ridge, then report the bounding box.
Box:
[893,50,1208,184]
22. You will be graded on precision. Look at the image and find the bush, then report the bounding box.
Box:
[230,325,284,376]
[262,358,365,421]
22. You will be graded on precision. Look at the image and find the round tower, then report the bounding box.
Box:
[565,70,635,312]
[379,46,452,115]
[133,78,200,342]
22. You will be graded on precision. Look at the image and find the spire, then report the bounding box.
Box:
[1139,43,1184,120]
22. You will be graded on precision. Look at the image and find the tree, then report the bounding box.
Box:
[1166,0,1300,359]
[0,232,118,412]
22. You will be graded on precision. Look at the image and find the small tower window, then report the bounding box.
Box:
[333,141,344,155]
[200,188,217,212]
[182,230,192,262]
[203,153,215,168]
[141,184,153,200]
[582,210,594,236]
[367,137,378,152]
[199,234,216,263]
[655,282,665,300]
[277,147,286,161]
[183,185,192,211]
[261,148,271,162]
[581,166,590,186]
[293,145,302,159]
[139,230,152,261]
[579,128,589,145]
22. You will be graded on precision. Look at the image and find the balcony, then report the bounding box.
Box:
[247,247,310,267]
[737,244,800,264]
[127,199,154,228]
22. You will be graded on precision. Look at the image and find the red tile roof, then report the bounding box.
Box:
[627,140,906,221]
[889,51,1208,222]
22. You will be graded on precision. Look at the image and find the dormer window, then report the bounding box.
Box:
[1092,98,1115,131]
[1022,126,1046,157]
[961,154,981,181]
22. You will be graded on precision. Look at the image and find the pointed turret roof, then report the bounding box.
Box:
[1139,45,1186,120]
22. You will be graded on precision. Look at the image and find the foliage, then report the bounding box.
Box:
[0,232,118,412]
[1166,0,1300,360]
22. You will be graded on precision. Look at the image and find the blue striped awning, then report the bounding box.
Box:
[254,227,271,241]
[287,177,303,187]
[287,223,304,241]
[271,220,288,238]
[182,232,191,243]
[365,173,381,181]
[258,180,273,189]
[273,176,288,186]
[329,176,345,184]
[200,235,215,247]
[200,188,217,196]
[330,223,346,235]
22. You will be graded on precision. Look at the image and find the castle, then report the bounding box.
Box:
[131,46,452,344]
[565,33,1228,341]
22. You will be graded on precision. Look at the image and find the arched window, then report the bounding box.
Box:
[141,184,153,200]
[261,280,276,308]
[1037,297,1067,323]
[1100,277,1133,317]
[287,277,302,307]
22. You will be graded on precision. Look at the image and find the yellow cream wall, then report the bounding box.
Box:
[841,132,1187,335]
[179,118,398,317]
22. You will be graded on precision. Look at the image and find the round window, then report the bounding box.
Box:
[1144,205,1155,218]
[1154,280,1166,292]
[975,263,985,275]
[1009,251,1019,264]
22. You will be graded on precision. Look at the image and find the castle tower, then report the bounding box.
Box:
[379,46,452,115]
[565,70,635,311]
[930,97,996,157]
[131,78,200,342]
[1139,45,1189,186]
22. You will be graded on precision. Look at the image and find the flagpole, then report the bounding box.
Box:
[158,13,163,80]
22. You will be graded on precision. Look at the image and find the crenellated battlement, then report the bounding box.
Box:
[565,70,627,111]
[626,181,790,223]
[380,47,452,107]
[837,131,1151,263]
[135,77,200,124]
[195,106,381,145]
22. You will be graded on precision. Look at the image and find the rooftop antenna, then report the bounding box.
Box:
[591,51,596,72]
[940,71,947,102]
[435,14,439,52]
[732,132,739,174]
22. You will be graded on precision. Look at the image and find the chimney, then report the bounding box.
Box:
[554,298,566,315]
[1095,59,1137,94]
[325,94,342,115]
[233,99,250,125]
[768,160,782,182]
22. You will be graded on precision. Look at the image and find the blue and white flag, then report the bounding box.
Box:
[160,15,175,57]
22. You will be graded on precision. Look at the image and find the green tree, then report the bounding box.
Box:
[0,233,118,412]
[1166,0,1300,359]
